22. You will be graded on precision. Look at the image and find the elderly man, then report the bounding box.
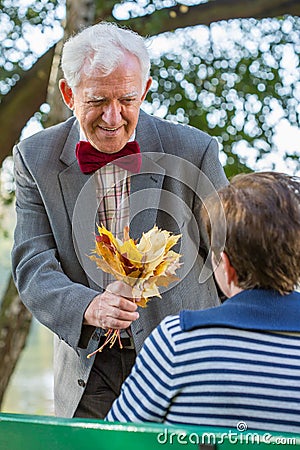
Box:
[12,21,227,419]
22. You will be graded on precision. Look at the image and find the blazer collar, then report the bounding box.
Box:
[180,289,300,332]
[136,110,164,158]
[59,116,79,166]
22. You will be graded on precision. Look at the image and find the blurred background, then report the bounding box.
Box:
[0,0,299,416]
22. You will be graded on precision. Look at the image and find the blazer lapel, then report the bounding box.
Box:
[58,119,101,289]
[130,111,166,240]
[58,119,92,224]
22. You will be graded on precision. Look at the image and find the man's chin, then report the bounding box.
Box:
[88,140,124,154]
[90,136,128,154]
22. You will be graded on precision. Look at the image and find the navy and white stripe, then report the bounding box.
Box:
[106,315,300,433]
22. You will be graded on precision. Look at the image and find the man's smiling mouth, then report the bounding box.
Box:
[101,126,120,131]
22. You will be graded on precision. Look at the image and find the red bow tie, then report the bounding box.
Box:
[75,140,141,174]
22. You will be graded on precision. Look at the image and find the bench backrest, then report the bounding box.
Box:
[0,413,299,450]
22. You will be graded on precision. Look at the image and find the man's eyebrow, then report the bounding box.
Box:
[86,91,139,101]
[87,94,105,101]
[121,91,139,98]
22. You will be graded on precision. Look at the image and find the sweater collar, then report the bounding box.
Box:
[180,289,300,332]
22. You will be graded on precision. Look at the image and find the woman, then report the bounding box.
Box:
[106,172,300,433]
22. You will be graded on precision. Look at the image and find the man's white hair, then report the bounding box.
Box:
[61,21,151,90]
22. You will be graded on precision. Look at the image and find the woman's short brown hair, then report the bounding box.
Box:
[203,171,300,295]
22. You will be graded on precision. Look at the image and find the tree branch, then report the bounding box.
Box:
[121,0,300,36]
[0,46,55,165]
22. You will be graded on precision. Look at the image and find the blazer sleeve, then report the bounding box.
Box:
[200,136,228,191]
[11,145,99,350]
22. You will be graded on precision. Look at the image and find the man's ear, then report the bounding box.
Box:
[221,252,238,287]
[141,77,152,101]
[59,79,74,110]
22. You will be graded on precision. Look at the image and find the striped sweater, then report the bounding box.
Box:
[106,290,300,433]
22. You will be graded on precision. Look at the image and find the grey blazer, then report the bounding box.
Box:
[12,110,228,417]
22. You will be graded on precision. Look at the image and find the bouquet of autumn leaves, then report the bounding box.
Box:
[87,224,182,356]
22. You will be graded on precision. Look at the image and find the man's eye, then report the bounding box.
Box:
[122,98,135,103]
[88,99,105,105]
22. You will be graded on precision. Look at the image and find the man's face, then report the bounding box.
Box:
[60,54,152,153]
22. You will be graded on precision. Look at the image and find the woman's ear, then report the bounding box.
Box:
[221,252,238,287]
[59,79,75,110]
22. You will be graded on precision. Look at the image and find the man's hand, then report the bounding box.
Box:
[84,280,139,329]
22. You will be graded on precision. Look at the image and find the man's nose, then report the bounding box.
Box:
[102,102,121,125]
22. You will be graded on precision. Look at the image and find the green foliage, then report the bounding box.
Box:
[111,0,202,20]
[0,0,64,97]
[145,16,300,176]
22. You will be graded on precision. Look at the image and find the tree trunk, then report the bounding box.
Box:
[0,275,32,408]
[46,0,96,125]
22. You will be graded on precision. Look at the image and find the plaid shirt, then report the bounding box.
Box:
[95,163,133,340]
[78,129,132,284]
[95,163,130,287]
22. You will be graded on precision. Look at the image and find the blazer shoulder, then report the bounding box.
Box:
[138,109,218,162]
[16,116,77,156]
[139,110,215,147]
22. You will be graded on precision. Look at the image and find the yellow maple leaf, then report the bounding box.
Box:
[87,224,182,357]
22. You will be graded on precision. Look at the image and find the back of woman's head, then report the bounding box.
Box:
[204,171,300,294]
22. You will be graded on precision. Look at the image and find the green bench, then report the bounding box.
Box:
[0,413,299,450]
